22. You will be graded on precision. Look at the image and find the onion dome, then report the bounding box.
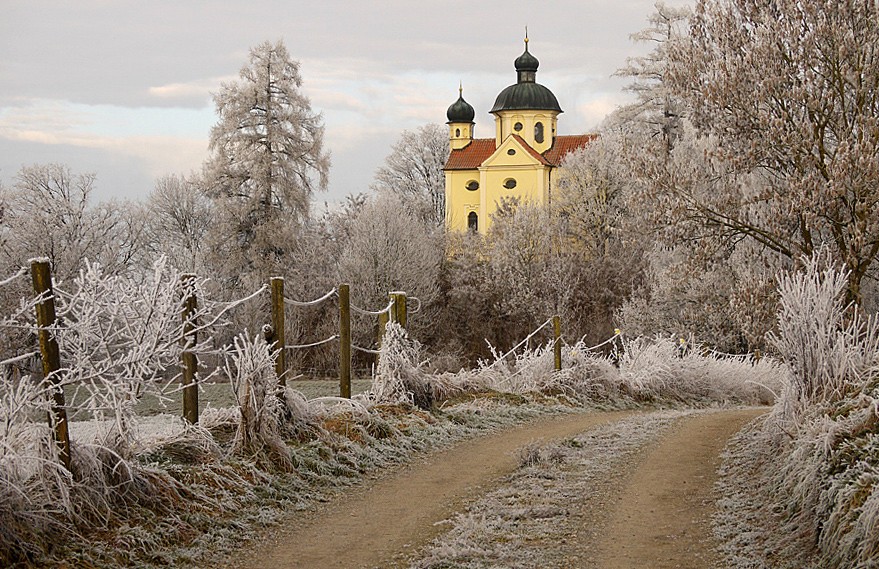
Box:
[490,38,562,114]
[446,87,475,123]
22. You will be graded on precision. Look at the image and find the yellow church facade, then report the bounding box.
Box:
[444,39,596,233]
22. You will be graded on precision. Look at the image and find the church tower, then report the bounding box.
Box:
[490,37,562,154]
[447,86,475,151]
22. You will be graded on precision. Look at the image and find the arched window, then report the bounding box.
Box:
[467,211,478,232]
[534,122,544,144]
[455,128,461,137]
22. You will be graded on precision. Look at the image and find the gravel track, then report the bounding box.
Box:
[231,408,766,569]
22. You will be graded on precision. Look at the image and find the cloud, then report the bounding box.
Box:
[147,76,233,106]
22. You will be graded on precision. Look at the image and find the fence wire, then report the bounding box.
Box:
[351,343,381,355]
[350,298,394,317]
[487,316,556,369]
[284,288,337,307]
[0,267,27,288]
[286,334,339,350]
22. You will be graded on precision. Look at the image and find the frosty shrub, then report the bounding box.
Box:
[768,253,879,408]
[224,331,291,469]
[372,322,440,409]
[55,259,220,453]
[716,254,879,569]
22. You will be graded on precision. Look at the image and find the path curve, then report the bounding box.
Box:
[232,410,636,569]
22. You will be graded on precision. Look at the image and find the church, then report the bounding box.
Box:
[443,38,596,233]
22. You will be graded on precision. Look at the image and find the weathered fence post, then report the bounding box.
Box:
[389,291,407,328]
[181,274,199,425]
[377,311,389,349]
[553,315,562,371]
[270,277,287,386]
[31,259,72,471]
[339,283,351,398]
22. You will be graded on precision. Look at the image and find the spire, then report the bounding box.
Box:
[515,31,539,83]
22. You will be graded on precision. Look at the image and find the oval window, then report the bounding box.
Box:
[503,178,517,189]
[466,180,479,191]
[507,149,516,155]
[513,122,523,132]
[534,122,544,143]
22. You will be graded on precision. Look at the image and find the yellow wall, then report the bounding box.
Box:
[494,110,558,154]
[445,135,552,234]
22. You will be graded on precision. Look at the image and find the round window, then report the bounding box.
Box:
[513,122,523,132]
[466,180,479,191]
[507,149,516,155]
[503,178,517,189]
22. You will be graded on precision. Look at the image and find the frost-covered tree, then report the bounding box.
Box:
[337,193,443,346]
[203,39,330,284]
[371,124,449,226]
[141,174,212,273]
[0,163,142,282]
[614,2,690,153]
[662,0,879,304]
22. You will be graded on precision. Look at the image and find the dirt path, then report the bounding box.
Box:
[232,410,635,569]
[590,408,766,569]
[232,408,764,569]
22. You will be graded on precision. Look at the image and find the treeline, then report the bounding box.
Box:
[3,0,879,379]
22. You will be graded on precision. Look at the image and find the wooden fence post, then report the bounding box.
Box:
[270,277,287,386]
[390,291,407,328]
[377,311,389,349]
[553,315,562,371]
[339,284,351,398]
[181,274,199,425]
[31,260,72,471]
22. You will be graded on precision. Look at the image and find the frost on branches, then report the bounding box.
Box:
[661,0,879,304]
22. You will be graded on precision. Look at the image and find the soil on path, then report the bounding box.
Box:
[231,410,635,569]
[231,408,765,569]
[590,408,766,569]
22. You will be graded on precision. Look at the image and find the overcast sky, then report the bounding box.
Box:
[0,0,687,206]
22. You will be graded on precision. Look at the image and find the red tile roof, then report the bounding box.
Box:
[542,134,598,166]
[510,134,551,165]
[444,139,496,170]
[443,134,597,170]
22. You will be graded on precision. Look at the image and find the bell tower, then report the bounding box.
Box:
[446,85,475,150]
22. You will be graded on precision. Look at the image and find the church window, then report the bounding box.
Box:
[468,211,478,232]
[455,128,461,137]
[507,149,516,155]
[503,178,517,189]
[513,122,523,132]
[466,180,479,191]
[535,122,544,143]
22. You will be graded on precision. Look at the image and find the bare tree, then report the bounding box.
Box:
[142,174,212,272]
[660,0,879,303]
[0,163,142,282]
[371,124,449,226]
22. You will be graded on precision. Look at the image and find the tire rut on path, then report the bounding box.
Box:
[231,410,636,569]
[589,408,766,569]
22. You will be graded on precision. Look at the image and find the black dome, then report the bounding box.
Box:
[490,82,562,113]
[514,44,539,72]
[447,91,475,123]
[490,41,562,114]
